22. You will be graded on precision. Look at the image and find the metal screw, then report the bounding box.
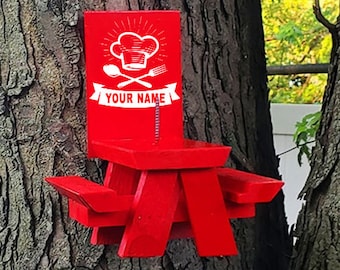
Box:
[155,97,160,143]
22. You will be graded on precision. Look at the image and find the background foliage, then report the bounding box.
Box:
[262,0,336,104]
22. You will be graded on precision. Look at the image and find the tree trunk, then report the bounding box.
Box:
[290,8,340,270]
[0,0,289,269]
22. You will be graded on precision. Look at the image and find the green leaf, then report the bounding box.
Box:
[293,111,321,166]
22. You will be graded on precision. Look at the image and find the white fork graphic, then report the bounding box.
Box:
[118,65,167,88]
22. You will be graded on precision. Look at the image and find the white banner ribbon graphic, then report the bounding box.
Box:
[90,83,179,108]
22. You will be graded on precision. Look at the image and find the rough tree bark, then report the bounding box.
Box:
[0,1,289,269]
[290,2,340,270]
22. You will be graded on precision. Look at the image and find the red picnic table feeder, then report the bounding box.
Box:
[46,11,283,258]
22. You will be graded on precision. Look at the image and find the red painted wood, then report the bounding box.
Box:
[91,226,125,245]
[91,139,231,170]
[69,200,194,241]
[68,199,128,227]
[169,222,193,239]
[53,169,276,253]
[67,189,256,228]
[118,170,180,257]
[46,176,132,212]
[103,163,140,194]
[168,202,256,240]
[44,10,284,258]
[225,202,255,218]
[180,169,238,257]
[217,168,284,203]
[91,163,140,245]
[84,11,183,158]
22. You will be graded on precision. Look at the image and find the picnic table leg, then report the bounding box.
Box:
[91,163,140,245]
[118,170,180,257]
[180,169,238,257]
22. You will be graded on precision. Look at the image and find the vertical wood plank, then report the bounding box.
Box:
[180,169,238,256]
[91,163,141,245]
[104,163,140,194]
[118,170,180,257]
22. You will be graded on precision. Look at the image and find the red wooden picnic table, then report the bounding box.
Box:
[46,11,283,258]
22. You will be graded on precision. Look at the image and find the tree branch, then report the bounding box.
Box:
[313,0,336,31]
[267,64,329,75]
[277,140,316,157]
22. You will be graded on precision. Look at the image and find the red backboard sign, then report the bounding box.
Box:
[84,11,183,157]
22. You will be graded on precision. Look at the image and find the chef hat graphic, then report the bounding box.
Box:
[110,32,159,71]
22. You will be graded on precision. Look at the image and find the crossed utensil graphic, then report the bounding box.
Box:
[103,64,167,88]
